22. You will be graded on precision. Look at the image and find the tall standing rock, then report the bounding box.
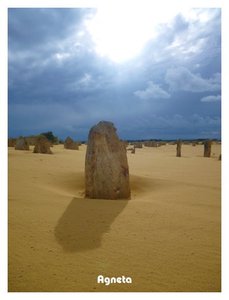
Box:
[33,136,53,154]
[85,121,130,199]
[15,137,30,150]
[176,140,182,157]
[204,140,212,157]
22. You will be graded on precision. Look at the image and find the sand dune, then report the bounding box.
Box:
[8,144,221,292]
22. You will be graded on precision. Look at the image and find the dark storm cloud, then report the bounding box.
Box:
[8,8,221,140]
[8,8,90,50]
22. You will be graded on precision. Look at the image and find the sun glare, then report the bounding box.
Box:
[85,4,181,63]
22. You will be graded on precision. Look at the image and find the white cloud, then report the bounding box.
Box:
[78,73,92,86]
[200,95,221,102]
[85,4,181,63]
[165,67,221,92]
[54,52,71,62]
[134,81,170,100]
[67,73,96,92]
[164,9,220,61]
[167,37,207,56]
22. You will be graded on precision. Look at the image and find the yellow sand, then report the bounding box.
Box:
[8,144,221,292]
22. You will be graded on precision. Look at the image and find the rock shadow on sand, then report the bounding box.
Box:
[55,197,128,252]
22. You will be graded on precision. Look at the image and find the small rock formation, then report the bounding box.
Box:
[218,154,221,161]
[8,138,16,147]
[64,136,79,150]
[204,140,212,157]
[85,121,130,199]
[26,136,38,146]
[15,137,30,150]
[133,142,142,148]
[131,147,135,154]
[33,135,53,154]
[176,140,182,157]
[144,141,158,147]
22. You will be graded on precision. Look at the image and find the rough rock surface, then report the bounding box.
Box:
[15,138,30,150]
[204,140,212,157]
[144,141,158,147]
[176,140,182,157]
[64,137,79,150]
[131,147,135,154]
[133,142,143,148]
[33,136,53,154]
[8,138,16,147]
[85,121,130,199]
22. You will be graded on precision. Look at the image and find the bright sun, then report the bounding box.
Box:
[85,3,181,63]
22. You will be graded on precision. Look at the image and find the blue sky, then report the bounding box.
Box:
[8,7,221,140]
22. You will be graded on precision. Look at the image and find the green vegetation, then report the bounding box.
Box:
[40,131,59,144]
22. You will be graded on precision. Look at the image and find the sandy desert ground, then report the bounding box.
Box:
[8,143,221,292]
